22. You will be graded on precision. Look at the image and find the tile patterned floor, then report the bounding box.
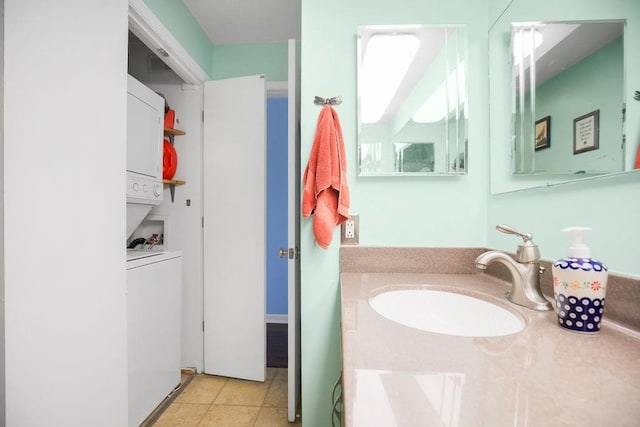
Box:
[151,368,301,426]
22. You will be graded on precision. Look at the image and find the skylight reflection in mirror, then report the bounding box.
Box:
[357,25,469,176]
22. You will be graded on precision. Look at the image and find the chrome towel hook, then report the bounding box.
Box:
[314,96,342,106]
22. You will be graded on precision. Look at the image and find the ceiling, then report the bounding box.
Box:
[183,0,301,45]
[515,21,624,90]
[535,21,623,85]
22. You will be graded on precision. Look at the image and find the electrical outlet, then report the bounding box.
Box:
[345,220,355,238]
[341,214,359,245]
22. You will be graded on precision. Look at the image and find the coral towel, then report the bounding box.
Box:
[302,105,350,249]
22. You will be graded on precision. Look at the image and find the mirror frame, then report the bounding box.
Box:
[488,0,640,194]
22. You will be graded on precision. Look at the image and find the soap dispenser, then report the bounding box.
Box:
[552,227,608,333]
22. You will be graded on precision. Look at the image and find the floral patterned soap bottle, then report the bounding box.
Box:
[552,227,608,334]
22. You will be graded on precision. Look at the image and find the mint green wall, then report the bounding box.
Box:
[488,171,640,275]
[490,0,513,25]
[211,42,288,81]
[143,0,287,81]
[301,1,489,425]
[487,0,640,278]
[143,0,213,76]
[534,37,623,173]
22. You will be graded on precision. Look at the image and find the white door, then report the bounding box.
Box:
[203,75,266,382]
[287,39,302,422]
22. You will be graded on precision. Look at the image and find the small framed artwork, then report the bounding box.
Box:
[573,110,599,154]
[535,116,551,151]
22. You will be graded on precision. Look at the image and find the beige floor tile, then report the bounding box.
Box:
[254,407,301,427]
[198,405,260,427]
[262,380,287,408]
[153,403,209,427]
[266,367,277,380]
[175,375,227,405]
[214,378,270,406]
[273,368,287,382]
[155,371,295,427]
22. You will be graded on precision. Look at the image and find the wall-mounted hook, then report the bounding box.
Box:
[314,96,342,106]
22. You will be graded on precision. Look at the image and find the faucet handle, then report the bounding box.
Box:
[496,224,540,263]
[496,224,533,243]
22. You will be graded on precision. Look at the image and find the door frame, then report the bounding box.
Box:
[128,0,208,86]
[127,0,301,400]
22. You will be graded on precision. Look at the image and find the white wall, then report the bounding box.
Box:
[146,82,205,372]
[4,1,129,425]
[0,0,5,422]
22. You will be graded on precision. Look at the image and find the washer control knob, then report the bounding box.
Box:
[132,182,140,192]
[142,184,148,193]
[153,185,161,198]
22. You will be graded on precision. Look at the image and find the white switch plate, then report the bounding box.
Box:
[341,214,359,245]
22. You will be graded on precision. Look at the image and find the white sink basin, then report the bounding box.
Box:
[369,288,525,337]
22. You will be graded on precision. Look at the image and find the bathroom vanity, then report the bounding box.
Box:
[340,247,640,426]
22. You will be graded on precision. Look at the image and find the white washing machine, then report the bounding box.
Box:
[126,250,182,427]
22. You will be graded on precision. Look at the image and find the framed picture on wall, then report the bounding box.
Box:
[536,116,551,151]
[535,116,551,151]
[573,110,599,154]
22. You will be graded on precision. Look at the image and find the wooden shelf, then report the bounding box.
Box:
[163,179,185,203]
[162,179,186,186]
[164,128,186,136]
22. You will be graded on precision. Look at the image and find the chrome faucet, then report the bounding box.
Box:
[475,225,553,311]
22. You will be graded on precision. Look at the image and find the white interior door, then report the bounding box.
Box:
[287,39,302,422]
[203,75,266,382]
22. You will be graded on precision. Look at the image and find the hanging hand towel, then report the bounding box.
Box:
[302,105,350,249]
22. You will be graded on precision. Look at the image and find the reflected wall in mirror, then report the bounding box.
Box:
[357,25,468,176]
[511,21,625,175]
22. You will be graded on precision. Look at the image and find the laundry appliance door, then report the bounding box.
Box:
[126,74,164,180]
[127,252,182,427]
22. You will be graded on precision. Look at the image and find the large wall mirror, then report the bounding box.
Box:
[489,0,640,193]
[512,21,624,175]
[357,25,468,176]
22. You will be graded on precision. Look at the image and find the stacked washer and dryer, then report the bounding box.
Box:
[126,74,183,426]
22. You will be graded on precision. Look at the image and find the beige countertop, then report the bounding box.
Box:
[340,271,640,426]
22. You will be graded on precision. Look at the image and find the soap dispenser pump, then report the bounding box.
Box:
[552,227,608,333]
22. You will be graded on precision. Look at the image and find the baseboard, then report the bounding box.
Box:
[266,314,288,324]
